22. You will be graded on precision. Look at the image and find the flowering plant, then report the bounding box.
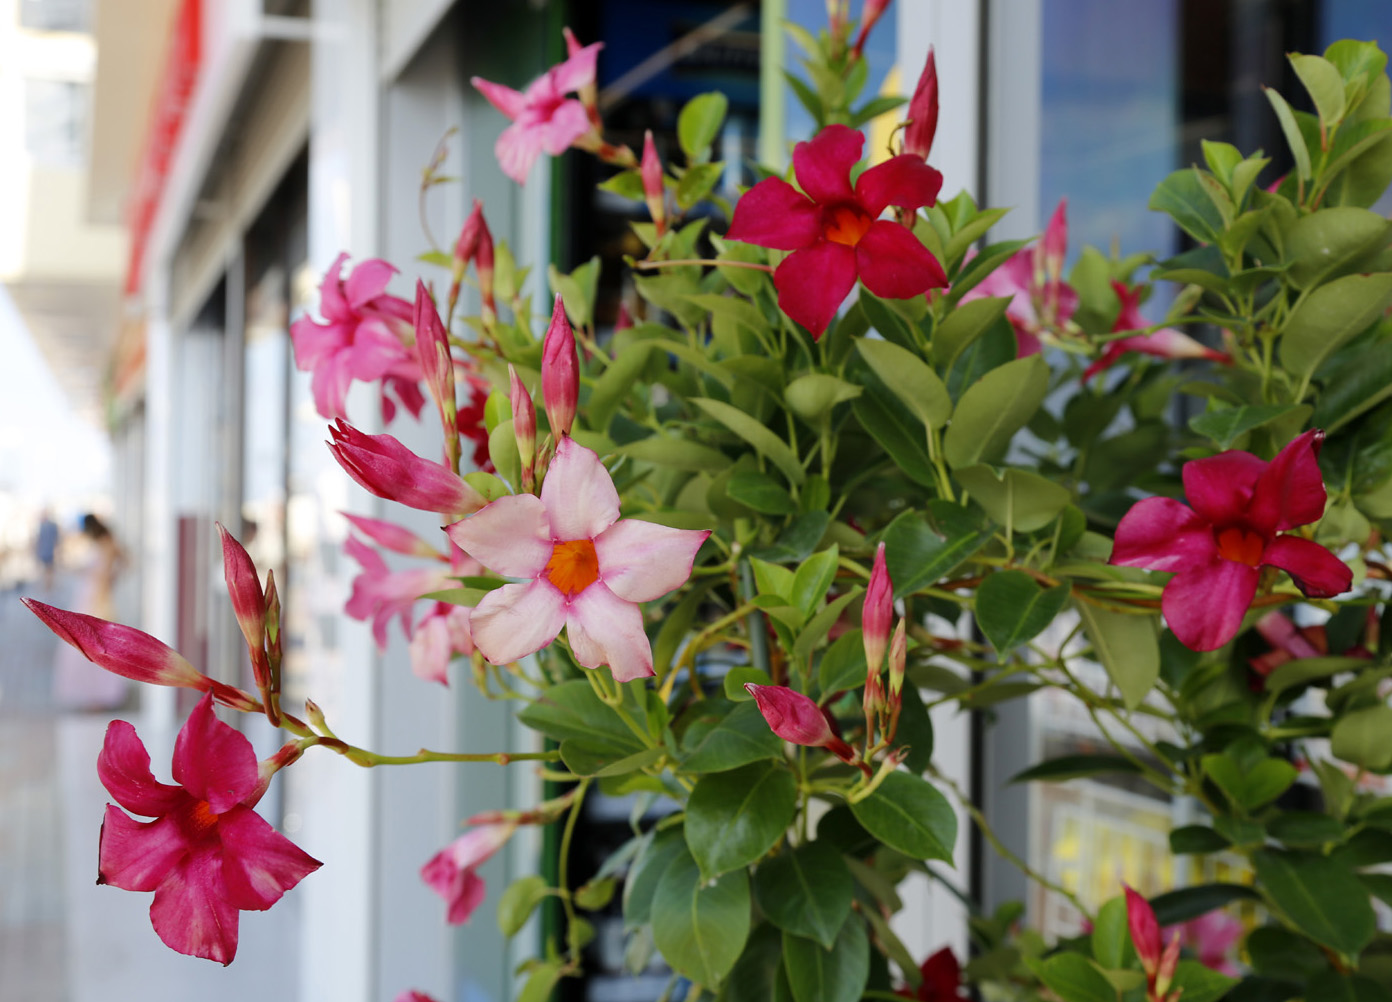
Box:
[29,9,1392,1002]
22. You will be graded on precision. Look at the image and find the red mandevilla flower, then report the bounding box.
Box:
[896,946,966,1000]
[1111,429,1352,651]
[96,695,321,964]
[726,124,946,337]
[1081,279,1231,383]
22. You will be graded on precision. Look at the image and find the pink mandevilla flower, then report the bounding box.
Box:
[421,821,516,924]
[96,694,321,964]
[471,33,601,185]
[896,946,966,1000]
[745,684,857,762]
[1174,909,1243,977]
[394,992,442,1002]
[1111,429,1351,651]
[1082,279,1230,383]
[960,198,1076,356]
[290,253,424,423]
[726,123,946,337]
[446,437,709,682]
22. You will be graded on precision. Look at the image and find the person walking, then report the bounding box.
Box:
[52,514,128,710]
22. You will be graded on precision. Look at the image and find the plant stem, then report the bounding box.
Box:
[558,778,591,967]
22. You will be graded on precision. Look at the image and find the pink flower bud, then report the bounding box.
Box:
[862,541,894,674]
[1040,199,1068,286]
[888,617,907,698]
[509,364,537,484]
[217,524,271,691]
[542,294,579,439]
[476,213,495,317]
[1154,931,1181,1000]
[451,200,485,281]
[615,300,633,331]
[24,598,210,690]
[642,131,666,236]
[1125,886,1163,977]
[903,46,939,160]
[342,512,443,559]
[328,419,486,517]
[394,993,442,1002]
[414,282,460,456]
[851,0,892,58]
[746,684,856,762]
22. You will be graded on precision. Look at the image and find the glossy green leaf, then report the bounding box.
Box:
[1149,882,1260,925]
[1011,754,1145,784]
[686,761,798,878]
[1284,207,1392,288]
[785,373,862,423]
[1267,811,1345,847]
[1171,960,1239,1002]
[498,875,549,937]
[676,162,725,209]
[1027,953,1116,1002]
[954,464,1072,532]
[855,338,952,430]
[724,666,773,701]
[678,92,729,162]
[1149,168,1228,243]
[1169,825,1232,855]
[1091,895,1132,970]
[851,390,937,487]
[753,841,854,950]
[791,546,840,620]
[694,397,805,485]
[1291,53,1347,128]
[894,684,935,773]
[1252,849,1376,955]
[782,918,870,1002]
[589,342,653,432]
[1265,87,1314,180]
[651,849,751,986]
[932,295,1011,369]
[516,961,565,1002]
[882,502,992,597]
[487,419,522,490]
[1075,602,1159,710]
[1280,273,1392,386]
[560,739,663,778]
[943,354,1049,468]
[681,699,784,773]
[727,471,798,515]
[1331,705,1392,770]
[817,629,867,695]
[975,570,1071,655]
[1189,403,1305,450]
[849,771,956,862]
[719,924,786,1002]
[518,680,642,747]
[619,434,731,471]
[623,829,687,928]
[1264,655,1369,696]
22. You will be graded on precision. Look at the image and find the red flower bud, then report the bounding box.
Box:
[862,541,894,673]
[903,47,939,161]
[542,294,579,439]
[24,598,210,691]
[746,684,856,762]
[414,282,459,457]
[851,0,892,58]
[1125,886,1163,978]
[328,419,485,517]
[217,524,271,691]
[642,130,666,236]
[510,364,537,490]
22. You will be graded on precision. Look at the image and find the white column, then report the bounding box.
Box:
[897,0,982,202]
[986,0,1044,238]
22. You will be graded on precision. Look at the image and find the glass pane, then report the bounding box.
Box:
[23,79,89,167]
[19,0,91,33]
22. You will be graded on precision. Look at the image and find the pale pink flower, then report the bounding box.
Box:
[421,822,516,924]
[961,199,1076,356]
[1082,280,1231,382]
[1174,910,1242,977]
[96,695,321,964]
[471,35,602,185]
[290,253,423,422]
[446,437,709,682]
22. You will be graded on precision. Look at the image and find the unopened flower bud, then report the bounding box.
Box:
[615,300,633,331]
[746,683,857,763]
[414,282,460,467]
[862,542,894,673]
[1125,886,1163,978]
[218,523,271,691]
[851,0,892,59]
[888,617,906,698]
[903,46,939,160]
[510,365,537,490]
[541,294,579,439]
[1154,932,1181,1001]
[328,419,486,518]
[24,598,209,691]
[305,698,330,733]
[641,131,666,236]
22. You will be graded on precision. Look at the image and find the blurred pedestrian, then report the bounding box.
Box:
[53,514,128,710]
[35,509,58,592]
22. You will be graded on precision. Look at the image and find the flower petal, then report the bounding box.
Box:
[594,519,709,602]
[540,437,621,540]
[317,253,351,321]
[468,580,567,665]
[1261,535,1352,598]
[1248,429,1328,534]
[1161,559,1259,652]
[344,259,397,309]
[540,99,592,155]
[494,121,546,185]
[470,76,528,120]
[1110,496,1217,572]
[445,494,553,578]
[774,241,858,337]
[725,177,821,251]
[1182,451,1268,526]
[98,807,190,892]
[149,846,241,965]
[792,124,862,204]
[171,695,260,814]
[565,583,654,682]
[855,220,948,300]
[854,155,944,216]
[551,40,602,94]
[217,805,322,911]
[97,720,185,816]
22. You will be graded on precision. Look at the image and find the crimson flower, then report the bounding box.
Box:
[446,437,709,682]
[1126,887,1181,1002]
[745,684,857,763]
[290,254,422,422]
[896,946,965,1000]
[902,47,939,161]
[328,419,486,518]
[471,33,602,184]
[96,695,321,964]
[457,374,495,473]
[1082,280,1230,382]
[1111,430,1351,651]
[960,199,1075,356]
[421,821,515,924]
[726,124,945,337]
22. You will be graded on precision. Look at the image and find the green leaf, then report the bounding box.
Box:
[849,771,956,862]
[687,762,798,879]
[1148,168,1228,243]
[654,579,720,678]
[932,296,1012,370]
[1332,705,1392,770]
[518,680,642,747]
[1011,754,1144,784]
[548,255,600,329]
[498,875,550,937]
[855,338,952,430]
[851,391,937,487]
[1252,849,1376,955]
[1284,207,1392,288]
[817,629,867,696]
[724,666,773,701]
[753,841,854,950]
[943,209,1012,270]
[1306,972,1392,1002]
[487,419,522,490]
[516,961,565,1002]
[1091,895,1132,970]
[975,571,1070,655]
[574,877,616,911]
[1246,925,1332,981]
[676,162,726,209]
[561,739,663,778]
[678,92,730,162]
[785,373,862,423]
[727,471,798,515]
[1312,340,1392,433]
[1149,882,1260,925]
[1280,273,1392,385]
[882,502,992,597]
[893,684,935,773]
[623,829,687,928]
[1267,811,1346,847]
[858,291,921,350]
[782,918,870,1002]
[793,590,862,668]
[694,397,805,485]
[1264,655,1368,697]
[588,342,653,432]
[1171,960,1239,1002]
[619,434,731,472]
[1074,602,1159,710]
[1169,825,1232,855]
[1203,753,1297,810]
[651,848,751,986]
[598,168,645,200]
[791,547,840,620]
[682,699,785,773]
[1027,953,1116,1002]
[1189,403,1306,450]
[943,354,1049,468]
[720,924,786,1002]
[1265,87,1314,180]
[953,464,1072,532]
[1291,53,1347,128]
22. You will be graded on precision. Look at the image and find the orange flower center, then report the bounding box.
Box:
[1215,527,1265,566]
[822,204,873,247]
[188,799,219,836]
[544,539,600,598]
